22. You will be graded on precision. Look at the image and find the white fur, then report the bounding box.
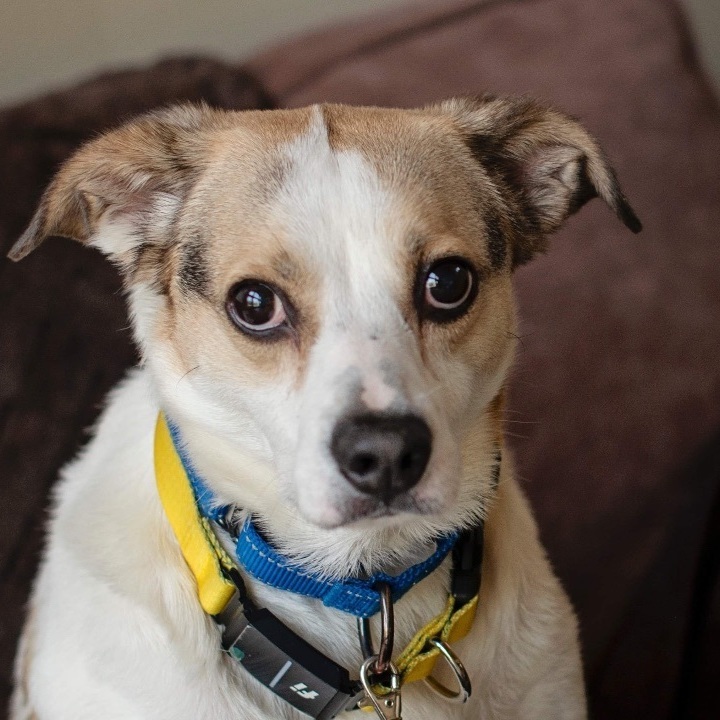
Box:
[12,108,587,720]
[89,217,139,257]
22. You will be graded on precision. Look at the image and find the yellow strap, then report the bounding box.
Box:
[363,593,478,700]
[399,594,478,684]
[154,414,236,615]
[154,412,479,685]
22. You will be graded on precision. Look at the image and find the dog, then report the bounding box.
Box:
[8,96,640,720]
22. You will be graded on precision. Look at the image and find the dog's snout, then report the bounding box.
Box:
[330,414,432,502]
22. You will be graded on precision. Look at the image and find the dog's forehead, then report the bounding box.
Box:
[202,104,472,217]
[193,105,486,296]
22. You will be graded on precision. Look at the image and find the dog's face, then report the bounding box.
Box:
[10,99,639,532]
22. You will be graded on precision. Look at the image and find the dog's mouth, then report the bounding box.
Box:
[300,485,448,530]
[345,494,418,521]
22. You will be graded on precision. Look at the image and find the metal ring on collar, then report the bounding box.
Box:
[423,637,472,703]
[357,583,394,676]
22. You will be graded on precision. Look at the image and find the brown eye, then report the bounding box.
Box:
[227,281,287,334]
[423,260,475,319]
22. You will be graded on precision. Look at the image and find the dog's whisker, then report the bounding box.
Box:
[502,433,534,441]
[176,365,200,388]
[506,329,536,340]
[501,430,532,440]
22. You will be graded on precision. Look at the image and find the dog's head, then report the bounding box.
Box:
[10,98,639,539]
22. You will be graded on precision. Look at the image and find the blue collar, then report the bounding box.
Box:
[168,422,458,619]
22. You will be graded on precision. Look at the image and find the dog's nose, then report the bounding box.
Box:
[330,414,432,502]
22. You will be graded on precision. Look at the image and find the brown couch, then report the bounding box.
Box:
[1,0,719,717]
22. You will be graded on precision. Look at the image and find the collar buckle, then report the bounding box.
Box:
[216,568,361,719]
[220,600,361,719]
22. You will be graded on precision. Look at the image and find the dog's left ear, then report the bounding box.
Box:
[434,96,641,266]
[7,104,214,264]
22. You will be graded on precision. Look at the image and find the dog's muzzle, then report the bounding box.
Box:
[330,414,432,503]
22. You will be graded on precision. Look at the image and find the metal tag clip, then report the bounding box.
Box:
[359,657,402,720]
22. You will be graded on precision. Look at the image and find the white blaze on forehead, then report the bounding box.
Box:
[274,106,406,329]
[277,108,417,417]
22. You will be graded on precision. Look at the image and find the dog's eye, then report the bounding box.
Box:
[227,281,287,334]
[422,259,475,319]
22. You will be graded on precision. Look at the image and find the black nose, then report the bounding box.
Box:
[330,414,432,502]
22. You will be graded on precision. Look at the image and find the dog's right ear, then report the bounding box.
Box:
[432,96,641,266]
[7,104,214,264]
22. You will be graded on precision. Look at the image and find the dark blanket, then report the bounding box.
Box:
[1,1,719,718]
